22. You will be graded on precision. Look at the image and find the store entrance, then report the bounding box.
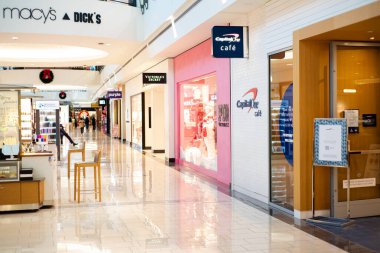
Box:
[331,42,380,218]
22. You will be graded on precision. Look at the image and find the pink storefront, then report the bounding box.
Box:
[174,39,231,185]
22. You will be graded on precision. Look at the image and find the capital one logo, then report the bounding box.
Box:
[236,87,262,117]
[215,33,241,43]
[2,7,57,23]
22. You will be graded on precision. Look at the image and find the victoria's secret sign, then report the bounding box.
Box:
[143,73,167,86]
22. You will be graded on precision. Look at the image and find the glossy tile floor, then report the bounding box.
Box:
[0,129,347,253]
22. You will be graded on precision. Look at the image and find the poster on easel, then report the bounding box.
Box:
[0,91,19,149]
[313,118,348,167]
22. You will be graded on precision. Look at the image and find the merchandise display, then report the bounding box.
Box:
[38,110,57,144]
[21,99,33,142]
[179,75,217,171]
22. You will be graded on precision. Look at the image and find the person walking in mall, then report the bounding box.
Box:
[60,124,77,146]
[85,116,90,131]
[79,118,85,136]
[92,116,96,131]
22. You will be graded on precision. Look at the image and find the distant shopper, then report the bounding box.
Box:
[74,117,77,128]
[85,116,90,131]
[60,124,77,146]
[92,116,96,131]
[79,118,85,135]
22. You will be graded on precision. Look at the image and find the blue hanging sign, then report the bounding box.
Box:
[212,26,245,58]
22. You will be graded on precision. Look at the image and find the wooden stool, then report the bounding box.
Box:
[74,150,102,203]
[67,142,86,178]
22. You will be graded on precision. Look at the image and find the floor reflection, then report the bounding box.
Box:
[0,129,345,253]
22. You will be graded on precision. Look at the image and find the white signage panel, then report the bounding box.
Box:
[343,178,376,189]
[313,118,348,167]
[35,101,59,110]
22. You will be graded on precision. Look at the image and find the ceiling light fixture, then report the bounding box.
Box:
[0,44,108,63]
[343,89,356,93]
[12,36,19,40]
[369,36,375,40]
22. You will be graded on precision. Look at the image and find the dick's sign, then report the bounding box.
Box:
[212,26,247,58]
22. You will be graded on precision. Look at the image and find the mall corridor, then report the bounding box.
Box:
[0,129,347,253]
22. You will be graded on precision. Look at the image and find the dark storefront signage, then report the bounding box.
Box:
[106,91,122,99]
[212,26,245,58]
[218,104,230,127]
[362,114,376,127]
[98,98,107,105]
[236,87,262,117]
[143,73,167,86]
[2,7,101,25]
[39,69,54,84]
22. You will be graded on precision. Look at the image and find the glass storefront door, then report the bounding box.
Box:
[269,49,294,211]
[131,93,143,149]
[332,42,380,217]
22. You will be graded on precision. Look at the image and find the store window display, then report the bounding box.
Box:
[269,50,294,211]
[179,74,217,171]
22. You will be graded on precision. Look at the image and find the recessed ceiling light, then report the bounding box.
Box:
[12,36,19,40]
[105,43,111,46]
[369,36,375,40]
[0,44,108,63]
[343,89,356,94]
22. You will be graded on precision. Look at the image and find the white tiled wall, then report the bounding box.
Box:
[230,0,375,203]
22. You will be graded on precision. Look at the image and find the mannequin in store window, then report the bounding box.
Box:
[202,103,216,159]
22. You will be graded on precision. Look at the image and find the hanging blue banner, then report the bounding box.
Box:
[212,26,245,58]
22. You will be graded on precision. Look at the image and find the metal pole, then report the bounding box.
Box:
[347,165,350,219]
[312,165,315,218]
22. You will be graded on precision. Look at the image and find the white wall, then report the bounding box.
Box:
[142,0,186,40]
[230,0,375,203]
[123,59,172,157]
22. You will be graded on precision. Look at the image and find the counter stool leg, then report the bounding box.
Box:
[68,152,71,178]
[74,164,77,201]
[78,166,81,203]
[82,150,86,178]
[97,165,102,202]
[94,165,97,200]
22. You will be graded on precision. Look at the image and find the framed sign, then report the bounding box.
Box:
[212,26,247,58]
[143,73,167,85]
[313,118,348,167]
[344,109,359,133]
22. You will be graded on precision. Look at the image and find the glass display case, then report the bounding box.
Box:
[0,161,20,182]
[37,110,57,144]
[21,98,33,142]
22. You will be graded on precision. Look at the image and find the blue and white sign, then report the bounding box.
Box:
[313,118,348,167]
[212,26,245,58]
[35,100,59,110]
